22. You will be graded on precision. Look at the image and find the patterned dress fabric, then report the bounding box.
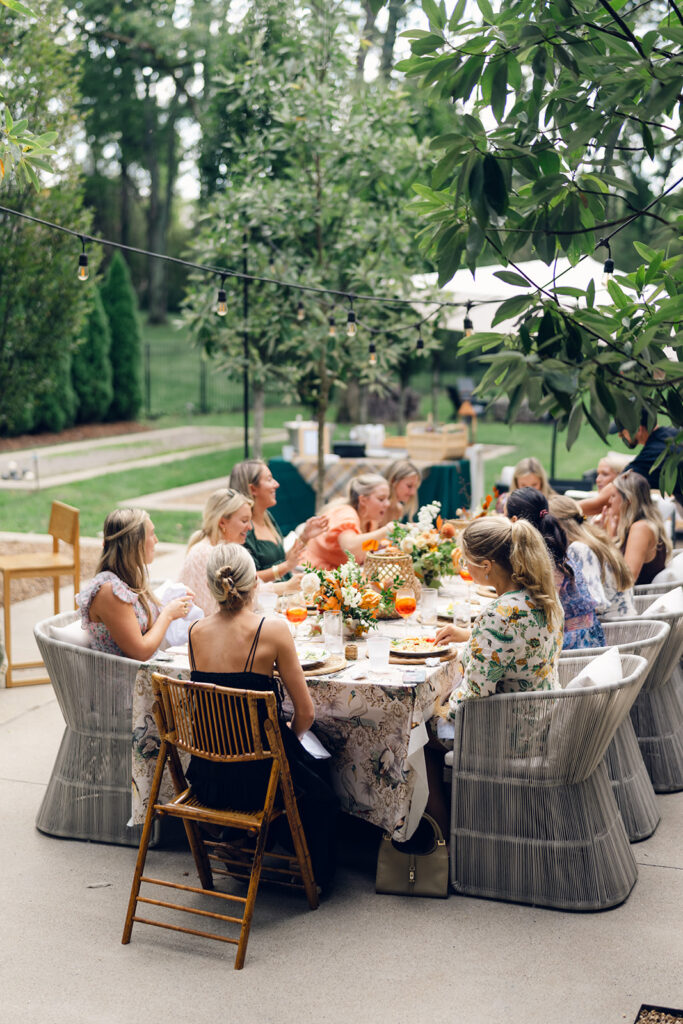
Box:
[448,588,562,714]
[178,537,218,617]
[567,540,636,621]
[558,554,606,650]
[77,571,155,656]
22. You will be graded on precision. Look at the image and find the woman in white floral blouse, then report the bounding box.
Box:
[424,515,564,832]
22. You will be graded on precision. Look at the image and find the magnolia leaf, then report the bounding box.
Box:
[493,270,530,287]
[566,401,583,450]
[491,293,535,326]
[483,154,508,215]
[476,0,495,22]
[422,0,446,30]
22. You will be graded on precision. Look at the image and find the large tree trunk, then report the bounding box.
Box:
[356,2,378,76]
[380,1,406,78]
[252,384,265,458]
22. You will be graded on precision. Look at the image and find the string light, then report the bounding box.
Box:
[464,302,473,337]
[599,240,615,286]
[296,300,305,321]
[216,275,227,316]
[416,327,424,352]
[328,314,336,337]
[346,301,357,338]
[77,238,89,282]
[369,341,377,366]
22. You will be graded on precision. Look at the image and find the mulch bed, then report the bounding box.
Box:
[635,1008,683,1024]
[0,541,101,606]
[0,421,150,453]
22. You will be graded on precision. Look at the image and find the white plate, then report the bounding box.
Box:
[390,638,451,657]
[296,645,329,668]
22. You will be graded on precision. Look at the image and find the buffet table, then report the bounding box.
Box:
[131,640,459,841]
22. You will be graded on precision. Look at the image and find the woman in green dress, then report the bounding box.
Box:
[229,459,328,583]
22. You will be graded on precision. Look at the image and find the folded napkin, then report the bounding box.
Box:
[155,581,204,648]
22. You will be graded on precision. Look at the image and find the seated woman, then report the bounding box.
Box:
[229,459,328,583]
[381,459,421,525]
[300,473,394,570]
[549,494,635,619]
[179,489,253,616]
[424,515,564,831]
[77,509,191,659]
[185,543,338,892]
[496,456,553,514]
[607,470,672,585]
[579,451,631,531]
[506,487,606,650]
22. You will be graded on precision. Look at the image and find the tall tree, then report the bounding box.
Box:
[396,0,683,492]
[101,251,143,422]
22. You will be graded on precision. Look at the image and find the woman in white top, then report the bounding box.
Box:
[549,494,636,619]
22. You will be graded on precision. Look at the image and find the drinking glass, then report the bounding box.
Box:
[285,594,308,640]
[419,588,438,634]
[366,634,391,673]
[394,586,417,633]
[257,590,278,617]
[323,611,343,655]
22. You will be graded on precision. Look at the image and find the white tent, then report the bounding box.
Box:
[413,256,610,333]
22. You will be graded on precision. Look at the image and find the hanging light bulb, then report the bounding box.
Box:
[369,341,377,366]
[77,239,89,282]
[296,300,305,321]
[416,328,424,352]
[328,315,336,337]
[216,276,227,316]
[464,303,474,337]
[346,308,357,338]
[602,257,615,287]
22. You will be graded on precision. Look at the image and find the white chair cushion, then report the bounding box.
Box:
[652,552,683,584]
[50,620,92,648]
[565,647,623,690]
[644,586,683,615]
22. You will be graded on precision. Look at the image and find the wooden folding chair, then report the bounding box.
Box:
[122,673,319,969]
[0,500,80,687]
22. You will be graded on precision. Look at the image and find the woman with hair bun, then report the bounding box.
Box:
[506,487,605,650]
[300,473,394,570]
[549,494,635,619]
[185,543,337,892]
[78,509,192,659]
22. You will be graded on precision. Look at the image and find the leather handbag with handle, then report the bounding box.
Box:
[375,813,449,898]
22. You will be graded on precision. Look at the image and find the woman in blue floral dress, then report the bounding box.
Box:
[506,488,605,650]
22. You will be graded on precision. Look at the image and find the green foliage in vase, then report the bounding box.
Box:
[388,0,683,494]
[100,251,143,422]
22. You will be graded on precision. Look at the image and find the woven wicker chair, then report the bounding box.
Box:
[634,581,681,597]
[626,594,683,793]
[448,654,647,910]
[559,620,669,841]
[122,672,319,969]
[34,611,144,846]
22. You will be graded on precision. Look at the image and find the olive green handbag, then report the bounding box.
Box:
[375,813,449,899]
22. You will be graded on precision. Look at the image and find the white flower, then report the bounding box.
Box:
[342,586,361,608]
[400,536,415,553]
[300,572,321,597]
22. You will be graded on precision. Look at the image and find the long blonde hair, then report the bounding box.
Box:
[461,514,563,634]
[229,458,279,534]
[206,543,257,613]
[187,489,253,550]
[512,457,553,497]
[613,470,672,558]
[383,459,421,519]
[549,495,633,591]
[96,508,158,624]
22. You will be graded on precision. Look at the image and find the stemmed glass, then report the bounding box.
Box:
[284,593,308,641]
[394,586,417,634]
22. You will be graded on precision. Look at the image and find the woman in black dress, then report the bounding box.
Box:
[186,543,337,891]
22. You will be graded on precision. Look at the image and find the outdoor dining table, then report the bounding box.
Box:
[130,625,460,841]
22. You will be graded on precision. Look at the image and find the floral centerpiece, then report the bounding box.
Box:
[301,557,381,637]
[387,500,458,588]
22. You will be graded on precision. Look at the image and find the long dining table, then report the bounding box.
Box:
[131,628,460,841]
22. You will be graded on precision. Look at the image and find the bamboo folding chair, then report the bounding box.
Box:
[122,673,319,969]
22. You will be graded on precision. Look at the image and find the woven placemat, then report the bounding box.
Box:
[276,653,348,678]
[389,648,459,666]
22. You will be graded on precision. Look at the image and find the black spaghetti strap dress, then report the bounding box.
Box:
[185,619,337,890]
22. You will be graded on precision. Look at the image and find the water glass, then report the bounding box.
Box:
[420,588,438,629]
[452,596,471,629]
[366,634,391,672]
[323,611,343,654]
[257,590,278,616]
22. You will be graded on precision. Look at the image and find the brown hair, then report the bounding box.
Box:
[613,470,672,559]
[383,460,421,519]
[229,458,280,535]
[512,457,553,497]
[96,508,158,624]
[549,495,633,591]
[461,514,563,633]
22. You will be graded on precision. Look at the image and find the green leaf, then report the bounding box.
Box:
[613,391,639,435]
[465,221,485,273]
[490,59,508,122]
[641,123,655,160]
[449,0,467,30]
[422,0,445,30]
[476,0,495,22]
[666,388,683,426]
[493,270,530,287]
[566,401,583,450]
[1,0,33,14]
[649,293,683,326]
[411,34,445,55]
[437,232,465,286]
[483,154,508,215]
[586,279,595,308]
[594,375,616,416]
[491,293,535,326]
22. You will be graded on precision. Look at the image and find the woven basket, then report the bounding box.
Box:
[363,551,422,619]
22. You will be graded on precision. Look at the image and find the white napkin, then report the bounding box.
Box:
[155,581,204,648]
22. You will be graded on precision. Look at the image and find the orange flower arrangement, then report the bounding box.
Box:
[302,555,379,635]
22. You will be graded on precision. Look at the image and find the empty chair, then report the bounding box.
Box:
[34,611,143,846]
[448,654,646,910]
[122,672,319,969]
[0,501,80,686]
[627,594,683,792]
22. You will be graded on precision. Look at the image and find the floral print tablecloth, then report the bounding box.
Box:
[131,655,458,840]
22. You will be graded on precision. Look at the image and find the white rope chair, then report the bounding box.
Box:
[626,594,683,793]
[34,612,145,846]
[634,581,680,597]
[559,620,669,840]
[448,654,647,910]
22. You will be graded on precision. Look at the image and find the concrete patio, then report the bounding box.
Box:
[1,555,681,1023]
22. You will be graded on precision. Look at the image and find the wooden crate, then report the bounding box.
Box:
[382,422,468,460]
